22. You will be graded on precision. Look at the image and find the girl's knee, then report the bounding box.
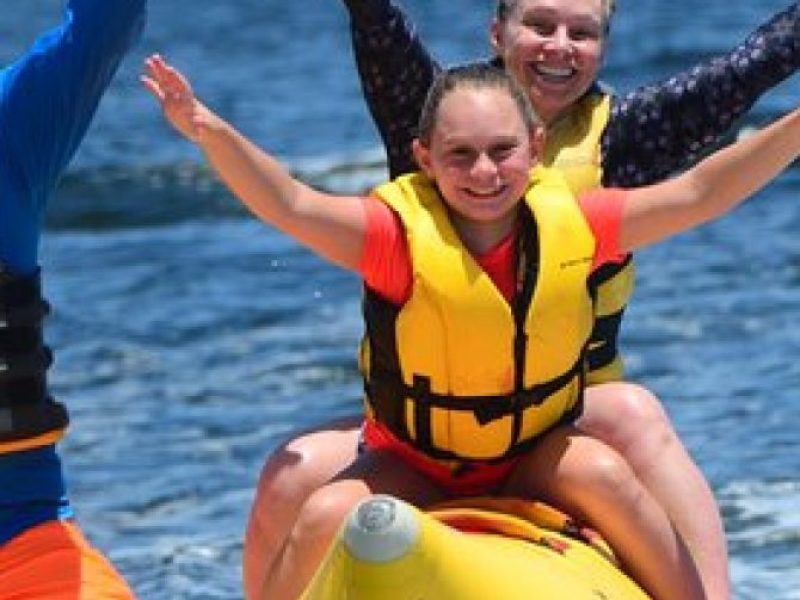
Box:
[612,384,668,426]
[256,427,360,509]
[582,445,637,495]
[249,452,312,529]
[582,383,675,450]
[560,438,636,498]
[294,483,369,546]
[510,430,639,506]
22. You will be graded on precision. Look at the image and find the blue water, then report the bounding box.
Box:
[5,1,800,598]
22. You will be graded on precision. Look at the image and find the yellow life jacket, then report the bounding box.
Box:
[544,90,634,384]
[543,92,608,196]
[361,168,595,462]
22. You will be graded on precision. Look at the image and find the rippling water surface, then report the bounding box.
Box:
[4,1,800,598]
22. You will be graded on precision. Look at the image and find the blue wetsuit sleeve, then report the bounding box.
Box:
[0,0,146,273]
[602,2,800,187]
[344,0,440,177]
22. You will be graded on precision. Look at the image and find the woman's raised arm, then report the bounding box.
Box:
[620,106,800,251]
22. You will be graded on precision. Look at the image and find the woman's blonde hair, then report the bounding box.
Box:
[495,0,616,34]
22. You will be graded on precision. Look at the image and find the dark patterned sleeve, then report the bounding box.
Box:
[343,0,441,177]
[602,2,800,188]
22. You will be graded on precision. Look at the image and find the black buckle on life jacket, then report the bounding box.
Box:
[367,354,584,432]
[473,395,515,426]
[586,308,624,371]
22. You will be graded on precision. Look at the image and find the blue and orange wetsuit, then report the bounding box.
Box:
[0,1,146,597]
[340,0,800,379]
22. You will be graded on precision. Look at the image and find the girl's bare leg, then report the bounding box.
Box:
[242,417,361,600]
[257,447,443,600]
[503,425,705,600]
[244,384,728,599]
[578,383,728,599]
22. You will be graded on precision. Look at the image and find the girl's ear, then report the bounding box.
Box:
[489,18,503,56]
[529,125,546,164]
[412,138,434,177]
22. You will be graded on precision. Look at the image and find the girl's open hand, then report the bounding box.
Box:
[142,54,218,143]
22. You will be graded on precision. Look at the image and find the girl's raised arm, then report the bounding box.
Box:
[619,106,800,253]
[142,55,369,272]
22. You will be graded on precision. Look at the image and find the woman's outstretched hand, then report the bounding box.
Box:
[141,54,219,143]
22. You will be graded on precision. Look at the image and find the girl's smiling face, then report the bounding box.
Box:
[413,85,539,248]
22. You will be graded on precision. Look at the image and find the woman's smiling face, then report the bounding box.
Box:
[491,0,607,124]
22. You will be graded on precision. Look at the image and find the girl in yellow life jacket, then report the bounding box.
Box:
[145,55,800,600]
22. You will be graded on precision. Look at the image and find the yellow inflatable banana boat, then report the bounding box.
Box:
[301,495,650,599]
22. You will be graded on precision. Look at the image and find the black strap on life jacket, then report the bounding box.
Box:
[366,365,584,463]
[0,267,68,443]
[507,207,540,453]
[585,254,632,371]
[586,308,624,371]
[587,252,632,289]
[388,369,577,461]
[366,352,585,425]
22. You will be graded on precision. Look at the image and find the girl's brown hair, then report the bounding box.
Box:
[417,63,540,146]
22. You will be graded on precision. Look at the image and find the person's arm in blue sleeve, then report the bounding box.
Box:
[343,0,440,177]
[0,0,146,275]
[602,2,800,187]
